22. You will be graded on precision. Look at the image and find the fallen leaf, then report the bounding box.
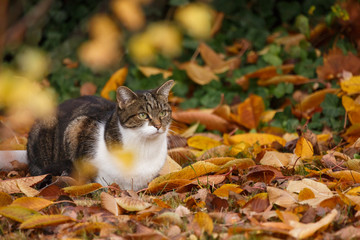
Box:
[187,135,221,150]
[287,179,333,199]
[341,75,360,95]
[20,214,75,229]
[0,175,48,194]
[11,197,53,211]
[138,66,173,79]
[260,151,294,168]
[257,75,310,86]
[172,110,234,132]
[115,196,151,211]
[0,192,12,207]
[298,188,315,201]
[227,133,286,146]
[194,212,214,234]
[230,94,265,129]
[213,184,242,199]
[100,192,120,216]
[0,205,40,222]
[289,209,338,239]
[295,136,314,159]
[246,165,284,184]
[80,82,97,96]
[17,180,40,197]
[267,186,298,208]
[158,155,182,176]
[100,67,128,99]
[63,183,102,196]
[111,0,145,31]
[342,95,360,124]
[326,169,360,182]
[243,192,270,212]
[182,61,219,85]
[155,212,182,226]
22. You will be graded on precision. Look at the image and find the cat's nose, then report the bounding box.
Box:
[154,124,161,130]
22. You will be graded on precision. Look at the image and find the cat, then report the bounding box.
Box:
[27,80,174,190]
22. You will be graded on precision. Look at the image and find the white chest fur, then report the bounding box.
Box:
[91,122,168,190]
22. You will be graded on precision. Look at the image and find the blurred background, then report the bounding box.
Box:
[1,0,360,149]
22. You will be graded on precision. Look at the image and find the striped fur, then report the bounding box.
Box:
[27,80,174,190]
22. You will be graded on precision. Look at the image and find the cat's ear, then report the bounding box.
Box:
[116,86,138,109]
[156,80,175,98]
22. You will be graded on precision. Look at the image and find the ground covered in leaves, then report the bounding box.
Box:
[2,0,360,239]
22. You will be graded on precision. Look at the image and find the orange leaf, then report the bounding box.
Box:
[183,62,219,85]
[230,94,265,129]
[11,197,53,211]
[0,175,48,194]
[153,198,172,209]
[257,75,310,86]
[63,183,102,196]
[100,67,128,99]
[298,188,315,201]
[172,110,234,132]
[326,170,360,182]
[213,184,242,199]
[0,205,40,222]
[199,42,227,70]
[194,212,214,234]
[227,133,286,146]
[295,89,338,117]
[0,192,12,207]
[295,136,314,159]
[147,179,192,193]
[20,214,75,229]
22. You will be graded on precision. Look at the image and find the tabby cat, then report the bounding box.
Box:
[27,80,174,190]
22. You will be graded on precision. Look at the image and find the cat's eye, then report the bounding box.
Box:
[159,111,168,117]
[138,113,148,120]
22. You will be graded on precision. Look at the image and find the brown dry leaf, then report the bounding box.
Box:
[80,82,97,96]
[317,48,360,80]
[11,197,53,211]
[168,147,197,165]
[137,66,173,79]
[227,133,286,146]
[100,192,119,216]
[295,136,314,159]
[210,11,224,36]
[100,66,128,99]
[298,188,315,201]
[17,180,40,197]
[152,198,171,208]
[189,174,226,186]
[243,192,270,213]
[194,212,214,234]
[182,61,219,85]
[187,135,221,151]
[0,205,40,222]
[213,184,242,199]
[199,42,226,70]
[276,210,300,225]
[257,75,310,86]
[0,174,48,194]
[20,214,75,229]
[326,170,360,182]
[295,89,338,117]
[335,225,360,240]
[158,155,182,176]
[0,192,12,207]
[289,209,338,239]
[260,151,294,168]
[155,212,182,226]
[230,94,265,129]
[267,186,298,208]
[172,110,233,132]
[63,183,102,196]
[72,222,116,236]
[217,158,255,173]
[111,0,145,31]
[115,196,151,212]
[274,33,306,50]
[246,165,284,184]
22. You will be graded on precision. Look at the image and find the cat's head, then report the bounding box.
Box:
[116,80,174,137]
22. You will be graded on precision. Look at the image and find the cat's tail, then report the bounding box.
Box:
[0,150,28,170]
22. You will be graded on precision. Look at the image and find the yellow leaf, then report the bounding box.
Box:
[0,174,48,194]
[147,179,192,193]
[100,67,128,99]
[111,0,145,31]
[115,196,151,211]
[342,95,360,124]
[63,183,102,196]
[341,75,360,95]
[295,136,314,159]
[138,66,173,79]
[230,94,265,129]
[346,159,360,172]
[0,192,12,207]
[20,214,75,229]
[326,170,360,182]
[298,188,315,201]
[11,197,53,211]
[183,62,219,85]
[289,209,338,239]
[194,212,213,234]
[217,158,255,173]
[0,205,40,222]
[213,184,242,199]
[227,133,286,146]
[187,135,221,150]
